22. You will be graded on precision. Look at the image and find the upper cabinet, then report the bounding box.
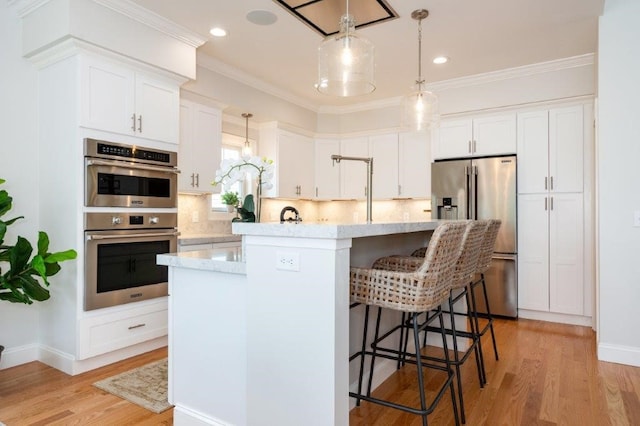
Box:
[314,139,341,199]
[517,105,584,194]
[178,100,222,193]
[81,56,180,144]
[433,113,516,159]
[260,124,314,199]
[399,131,431,198]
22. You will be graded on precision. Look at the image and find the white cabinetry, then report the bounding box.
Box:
[81,56,180,144]
[178,100,221,193]
[260,124,314,199]
[517,103,588,317]
[433,113,516,159]
[398,131,431,198]
[369,134,398,199]
[517,106,584,194]
[314,139,341,199]
[340,137,369,199]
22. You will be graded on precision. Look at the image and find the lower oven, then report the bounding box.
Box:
[84,212,178,311]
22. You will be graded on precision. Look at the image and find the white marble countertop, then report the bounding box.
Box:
[232,220,443,239]
[157,247,245,274]
[178,233,242,245]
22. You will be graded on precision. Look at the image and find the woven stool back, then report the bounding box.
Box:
[451,220,488,290]
[475,219,502,274]
[350,221,466,313]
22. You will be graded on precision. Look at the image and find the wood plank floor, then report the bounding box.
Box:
[0,318,639,425]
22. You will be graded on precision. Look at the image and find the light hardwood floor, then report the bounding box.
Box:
[0,318,639,425]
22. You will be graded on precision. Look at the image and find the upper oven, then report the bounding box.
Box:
[85,138,178,208]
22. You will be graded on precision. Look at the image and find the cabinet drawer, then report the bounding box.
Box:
[78,304,167,359]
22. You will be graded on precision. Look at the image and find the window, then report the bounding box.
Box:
[211,133,253,211]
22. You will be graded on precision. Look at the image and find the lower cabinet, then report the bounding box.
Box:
[178,241,241,252]
[518,192,584,315]
[78,299,168,360]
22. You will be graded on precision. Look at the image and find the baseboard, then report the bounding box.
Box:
[1,336,168,374]
[0,343,39,370]
[518,309,593,327]
[598,343,640,367]
[174,405,230,426]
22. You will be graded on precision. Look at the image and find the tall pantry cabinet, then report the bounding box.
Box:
[517,103,592,318]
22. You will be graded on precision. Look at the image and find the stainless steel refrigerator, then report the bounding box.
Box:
[431,155,517,318]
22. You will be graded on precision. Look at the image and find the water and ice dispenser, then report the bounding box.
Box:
[436,197,460,220]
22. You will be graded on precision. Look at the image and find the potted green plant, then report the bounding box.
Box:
[221,191,239,212]
[0,179,77,362]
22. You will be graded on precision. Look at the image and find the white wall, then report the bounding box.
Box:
[596,0,640,366]
[0,2,41,367]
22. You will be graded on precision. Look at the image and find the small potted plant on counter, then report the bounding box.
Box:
[0,179,77,362]
[221,191,239,213]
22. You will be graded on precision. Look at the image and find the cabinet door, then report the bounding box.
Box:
[369,134,398,199]
[178,101,221,193]
[340,137,369,199]
[517,111,549,194]
[277,131,314,198]
[81,57,135,135]
[399,131,430,198]
[433,118,472,159]
[135,74,180,144]
[549,193,584,315]
[473,113,517,156]
[549,105,583,193]
[517,194,550,312]
[314,139,340,199]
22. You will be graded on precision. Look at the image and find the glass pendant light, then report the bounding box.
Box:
[241,113,253,157]
[403,9,439,131]
[317,0,375,97]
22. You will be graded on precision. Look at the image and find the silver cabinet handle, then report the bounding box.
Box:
[473,140,476,153]
[128,323,146,330]
[545,177,548,190]
[468,140,472,153]
[545,197,548,211]
[131,114,136,132]
[137,115,143,133]
[550,196,554,211]
[315,187,318,197]
[550,176,554,190]
[195,173,200,187]
[190,173,195,187]
[398,184,402,196]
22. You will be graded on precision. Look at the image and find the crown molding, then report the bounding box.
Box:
[93,0,207,48]
[429,53,595,92]
[197,52,320,113]
[8,0,50,17]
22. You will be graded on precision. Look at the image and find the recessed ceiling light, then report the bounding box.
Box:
[210,27,227,37]
[246,10,278,26]
[433,56,449,65]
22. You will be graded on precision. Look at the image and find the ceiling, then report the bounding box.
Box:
[130,0,604,110]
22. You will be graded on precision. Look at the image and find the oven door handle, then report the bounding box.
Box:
[86,159,181,175]
[86,231,180,241]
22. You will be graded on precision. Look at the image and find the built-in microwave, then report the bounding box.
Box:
[84,138,179,208]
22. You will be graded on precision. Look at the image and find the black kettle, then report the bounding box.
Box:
[280,206,302,223]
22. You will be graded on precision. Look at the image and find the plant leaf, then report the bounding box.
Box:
[8,236,33,275]
[16,275,50,302]
[44,249,77,263]
[31,254,46,278]
[37,231,50,256]
[44,262,61,277]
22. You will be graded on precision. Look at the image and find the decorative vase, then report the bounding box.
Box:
[255,185,262,223]
[226,204,235,213]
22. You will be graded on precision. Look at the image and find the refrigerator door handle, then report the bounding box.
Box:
[464,165,470,218]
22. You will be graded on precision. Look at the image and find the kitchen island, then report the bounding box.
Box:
[158,220,441,426]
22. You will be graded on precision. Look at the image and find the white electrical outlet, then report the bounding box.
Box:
[191,211,199,223]
[276,251,300,271]
[634,210,640,227]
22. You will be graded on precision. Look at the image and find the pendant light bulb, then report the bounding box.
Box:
[241,113,253,157]
[402,9,439,131]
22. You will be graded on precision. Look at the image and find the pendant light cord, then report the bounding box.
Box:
[417,16,424,86]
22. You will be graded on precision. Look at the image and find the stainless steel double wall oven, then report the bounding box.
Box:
[84,138,178,311]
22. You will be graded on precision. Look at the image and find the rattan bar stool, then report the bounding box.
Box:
[349,221,467,426]
[469,219,502,380]
[372,220,488,424]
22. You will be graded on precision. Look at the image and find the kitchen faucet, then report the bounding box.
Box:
[331,154,373,223]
